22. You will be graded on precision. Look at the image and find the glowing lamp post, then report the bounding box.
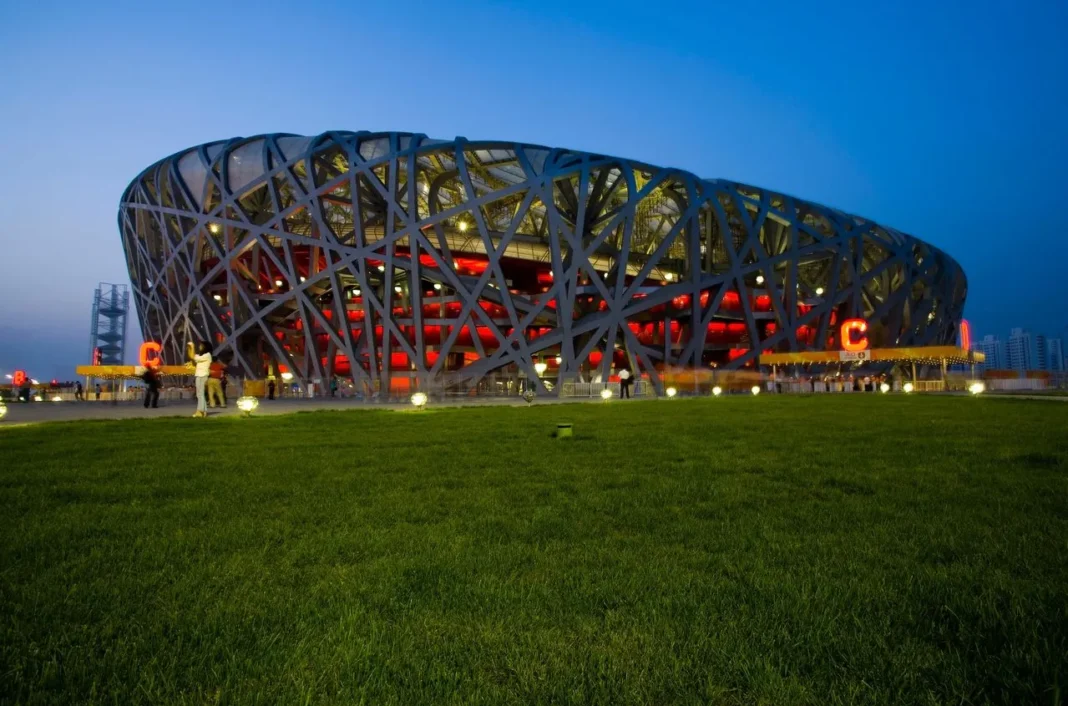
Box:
[237,396,259,417]
[411,392,428,409]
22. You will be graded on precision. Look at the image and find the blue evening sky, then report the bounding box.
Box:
[1,0,1065,379]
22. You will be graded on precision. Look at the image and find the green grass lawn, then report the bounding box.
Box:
[1,396,1067,705]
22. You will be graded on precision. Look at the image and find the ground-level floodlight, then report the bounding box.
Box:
[237,396,259,417]
[51,395,63,403]
[751,386,760,396]
[600,388,613,401]
[666,387,677,398]
[712,386,722,397]
[0,401,7,420]
[880,383,890,394]
[411,392,428,409]
[33,395,43,402]
[969,382,985,395]
[903,382,914,393]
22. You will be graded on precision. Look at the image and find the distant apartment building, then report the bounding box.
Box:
[1006,328,1033,372]
[1040,336,1064,372]
[978,334,1005,370]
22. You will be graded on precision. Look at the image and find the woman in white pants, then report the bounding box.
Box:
[187,341,212,418]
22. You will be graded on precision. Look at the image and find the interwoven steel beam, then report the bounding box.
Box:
[118,131,967,395]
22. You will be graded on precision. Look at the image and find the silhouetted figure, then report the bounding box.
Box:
[95,384,101,401]
[268,379,276,400]
[75,381,84,401]
[141,367,161,408]
[619,368,632,399]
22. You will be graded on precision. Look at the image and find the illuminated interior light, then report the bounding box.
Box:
[815,287,824,296]
[274,279,284,287]
[208,223,220,234]
[458,221,468,232]
[755,275,765,285]
[534,361,547,376]
[433,283,442,291]
[280,372,294,382]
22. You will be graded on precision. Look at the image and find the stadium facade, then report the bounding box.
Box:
[118,131,967,394]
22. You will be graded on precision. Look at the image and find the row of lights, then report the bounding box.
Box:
[4,379,984,423]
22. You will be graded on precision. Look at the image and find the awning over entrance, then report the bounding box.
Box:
[759,346,984,367]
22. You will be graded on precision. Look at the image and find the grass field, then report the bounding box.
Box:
[1,396,1067,705]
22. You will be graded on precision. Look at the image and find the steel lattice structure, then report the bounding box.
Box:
[119,131,967,395]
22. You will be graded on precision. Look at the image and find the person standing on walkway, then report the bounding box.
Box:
[187,341,212,418]
[207,360,226,408]
[619,367,632,399]
[94,384,101,401]
[142,365,161,409]
[74,381,84,401]
[267,378,276,400]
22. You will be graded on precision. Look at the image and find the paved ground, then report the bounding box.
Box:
[1,390,1064,428]
[0,394,621,426]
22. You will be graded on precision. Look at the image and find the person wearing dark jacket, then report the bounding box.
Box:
[142,366,161,408]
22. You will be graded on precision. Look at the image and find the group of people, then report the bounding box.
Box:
[133,341,229,415]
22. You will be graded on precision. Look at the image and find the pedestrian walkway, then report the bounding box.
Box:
[0,395,610,426]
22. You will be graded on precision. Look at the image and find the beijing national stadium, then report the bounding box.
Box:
[118,131,967,395]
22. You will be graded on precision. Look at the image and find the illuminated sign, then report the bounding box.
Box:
[12,370,27,387]
[959,319,971,351]
[840,318,869,352]
[838,350,872,362]
[139,341,162,368]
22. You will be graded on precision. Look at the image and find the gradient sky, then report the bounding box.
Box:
[1,0,1066,380]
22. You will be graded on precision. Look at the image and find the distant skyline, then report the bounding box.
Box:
[1,0,1066,380]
